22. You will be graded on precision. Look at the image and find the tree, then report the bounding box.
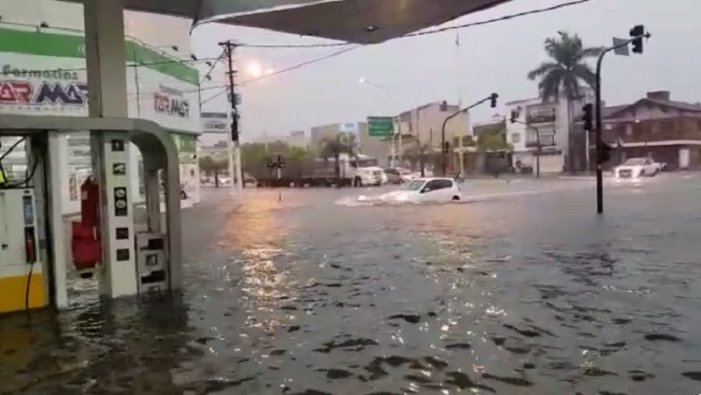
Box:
[527,31,603,172]
[199,155,228,187]
[320,133,355,185]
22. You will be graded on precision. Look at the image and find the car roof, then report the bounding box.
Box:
[414,177,454,182]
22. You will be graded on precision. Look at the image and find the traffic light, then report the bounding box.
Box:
[582,103,593,131]
[443,141,451,153]
[490,93,499,108]
[630,25,644,54]
[597,141,612,164]
[509,110,519,124]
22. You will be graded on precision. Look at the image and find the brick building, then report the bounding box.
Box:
[602,91,701,170]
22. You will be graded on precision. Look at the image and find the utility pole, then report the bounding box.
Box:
[218,40,243,192]
[594,26,649,214]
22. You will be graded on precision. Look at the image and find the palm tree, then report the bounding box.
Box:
[320,133,355,185]
[527,31,603,172]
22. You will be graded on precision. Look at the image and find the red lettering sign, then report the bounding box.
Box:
[0,81,33,103]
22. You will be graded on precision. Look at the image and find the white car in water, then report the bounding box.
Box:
[379,178,462,203]
[614,157,662,179]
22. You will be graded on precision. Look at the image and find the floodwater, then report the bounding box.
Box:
[2,175,701,394]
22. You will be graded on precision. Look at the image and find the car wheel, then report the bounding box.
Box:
[354,177,362,187]
[451,195,460,201]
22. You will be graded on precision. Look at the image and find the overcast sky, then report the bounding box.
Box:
[190,0,701,141]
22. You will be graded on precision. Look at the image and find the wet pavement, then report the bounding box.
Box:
[2,174,701,394]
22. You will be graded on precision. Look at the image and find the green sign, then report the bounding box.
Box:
[368,116,394,137]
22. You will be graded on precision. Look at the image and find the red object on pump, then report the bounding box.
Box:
[80,176,99,228]
[72,177,101,272]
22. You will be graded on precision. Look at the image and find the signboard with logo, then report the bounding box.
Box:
[0,27,200,134]
[0,26,202,212]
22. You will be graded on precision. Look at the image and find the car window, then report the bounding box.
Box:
[423,179,453,192]
[623,158,645,166]
[644,159,652,165]
[435,179,454,189]
[405,180,424,191]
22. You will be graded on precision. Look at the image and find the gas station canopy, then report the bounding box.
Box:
[62,0,512,43]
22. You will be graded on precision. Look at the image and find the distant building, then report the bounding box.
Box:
[310,123,347,145]
[505,88,594,174]
[287,131,309,148]
[602,91,701,169]
[396,101,470,151]
[309,122,387,164]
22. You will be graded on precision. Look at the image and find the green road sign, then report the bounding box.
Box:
[368,116,394,137]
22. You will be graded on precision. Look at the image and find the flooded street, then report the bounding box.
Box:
[2,175,701,394]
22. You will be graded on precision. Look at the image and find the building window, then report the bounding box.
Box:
[511,133,521,143]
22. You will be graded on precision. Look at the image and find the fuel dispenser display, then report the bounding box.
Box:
[0,188,46,313]
[135,232,169,294]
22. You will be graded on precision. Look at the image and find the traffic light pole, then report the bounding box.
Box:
[594,31,649,213]
[441,93,498,176]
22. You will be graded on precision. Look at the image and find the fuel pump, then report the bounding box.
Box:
[0,137,47,314]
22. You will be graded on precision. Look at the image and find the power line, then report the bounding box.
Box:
[200,50,226,84]
[405,0,593,38]
[0,57,222,75]
[231,0,593,47]
[2,0,593,105]
[199,45,360,106]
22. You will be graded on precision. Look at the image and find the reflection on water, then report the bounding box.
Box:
[2,179,701,394]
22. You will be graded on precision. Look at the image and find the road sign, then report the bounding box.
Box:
[368,116,394,137]
[613,37,630,56]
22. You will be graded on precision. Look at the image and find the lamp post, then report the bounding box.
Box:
[359,78,400,167]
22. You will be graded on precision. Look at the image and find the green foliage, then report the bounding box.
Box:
[477,130,512,152]
[527,31,603,101]
[320,132,357,181]
[198,155,227,176]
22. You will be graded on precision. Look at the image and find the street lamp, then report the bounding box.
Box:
[359,77,400,167]
[245,60,275,78]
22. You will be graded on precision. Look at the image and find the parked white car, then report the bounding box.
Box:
[379,178,462,203]
[352,166,384,186]
[614,157,662,179]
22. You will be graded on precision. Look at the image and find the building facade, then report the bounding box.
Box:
[602,91,701,170]
[396,101,471,150]
[0,1,201,212]
[505,89,594,174]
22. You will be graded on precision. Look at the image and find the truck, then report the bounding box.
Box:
[300,153,384,187]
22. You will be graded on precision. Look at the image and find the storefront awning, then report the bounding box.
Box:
[61,0,513,43]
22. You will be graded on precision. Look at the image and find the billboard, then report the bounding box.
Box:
[0,27,201,134]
